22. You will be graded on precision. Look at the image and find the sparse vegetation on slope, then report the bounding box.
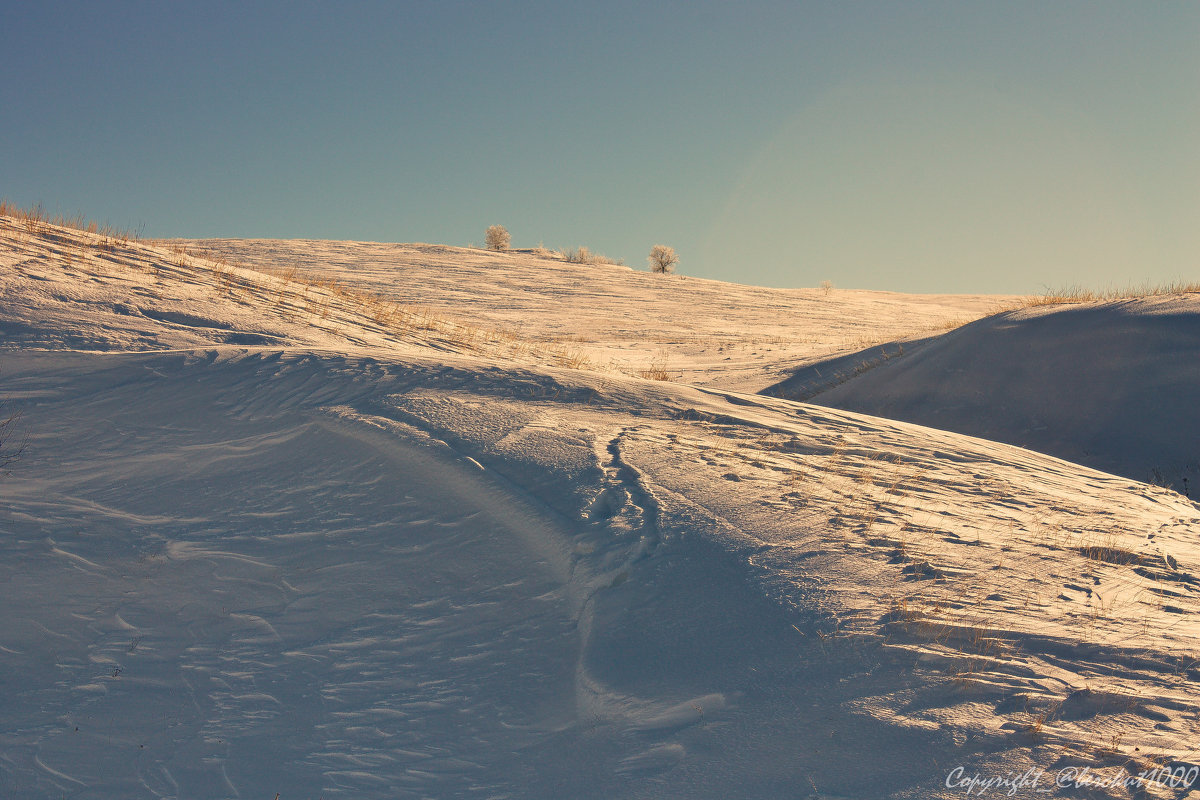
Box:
[0,204,596,372]
[178,235,1014,391]
[558,245,623,266]
[638,353,672,381]
[1021,281,1200,307]
[0,198,140,249]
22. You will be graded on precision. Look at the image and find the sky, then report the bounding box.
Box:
[2,1,1197,294]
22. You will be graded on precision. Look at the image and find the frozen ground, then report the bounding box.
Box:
[2,215,1199,799]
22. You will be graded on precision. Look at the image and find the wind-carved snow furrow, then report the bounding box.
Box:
[570,428,699,732]
[321,404,722,776]
[582,428,663,569]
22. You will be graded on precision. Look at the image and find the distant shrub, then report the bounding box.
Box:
[559,246,623,266]
[561,246,591,263]
[820,279,834,296]
[648,244,678,274]
[484,225,510,251]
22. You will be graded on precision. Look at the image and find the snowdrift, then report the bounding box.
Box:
[768,296,1200,491]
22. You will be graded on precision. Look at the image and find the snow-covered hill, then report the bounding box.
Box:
[769,297,1200,491]
[175,237,1009,391]
[3,214,1198,799]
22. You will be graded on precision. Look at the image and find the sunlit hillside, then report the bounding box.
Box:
[3,210,1198,799]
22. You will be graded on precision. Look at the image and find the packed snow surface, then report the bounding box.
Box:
[2,216,1199,799]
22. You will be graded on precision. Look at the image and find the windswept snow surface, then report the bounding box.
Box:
[769,297,1200,491]
[175,237,1011,391]
[3,216,1200,799]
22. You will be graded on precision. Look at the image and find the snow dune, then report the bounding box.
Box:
[769,296,1200,491]
[2,214,1199,798]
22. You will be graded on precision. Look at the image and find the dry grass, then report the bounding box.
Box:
[1019,281,1200,307]
[148,241,501,352]
[931,316,974,331]
[3,201,619,373]
[0,198,140,247]
[639,354,672,381]
[551,346,593,370]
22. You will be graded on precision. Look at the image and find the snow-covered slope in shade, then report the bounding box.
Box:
[768,297,1200,490]
[3,214,1200,799]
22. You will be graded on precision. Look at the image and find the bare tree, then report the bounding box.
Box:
[648,244,678,274]
[484,225,511,251]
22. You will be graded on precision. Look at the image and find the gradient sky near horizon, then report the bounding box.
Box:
[3,2,1197,294]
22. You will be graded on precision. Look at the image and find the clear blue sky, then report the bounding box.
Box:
[3,1,1197,293]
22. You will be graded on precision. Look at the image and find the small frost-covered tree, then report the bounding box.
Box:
[484,225,511,251]
[648,244,678,274]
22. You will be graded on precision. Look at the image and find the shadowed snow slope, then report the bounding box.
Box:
[3,216,1200,799]
[767,296,1200,491]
